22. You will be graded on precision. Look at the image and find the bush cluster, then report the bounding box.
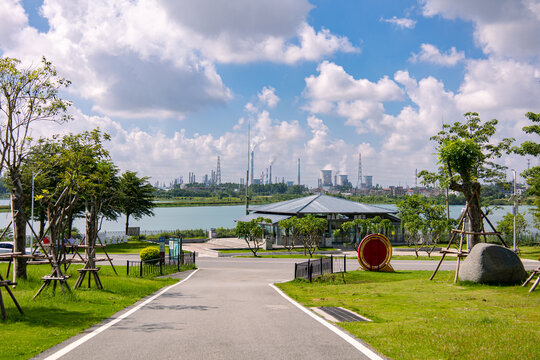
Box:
[139,246,160,261]
[131,227,236,241]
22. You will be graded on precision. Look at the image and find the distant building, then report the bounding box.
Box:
[320,170,333,187]
[363,175,373,189]
[337,174,349,186]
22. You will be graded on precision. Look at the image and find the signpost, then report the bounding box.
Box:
[159,237,165,261]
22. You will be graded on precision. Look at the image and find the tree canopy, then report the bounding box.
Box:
[420,112,513,247]
[117,171,155,235]
[514,112,540,229]
[0,56,71,279]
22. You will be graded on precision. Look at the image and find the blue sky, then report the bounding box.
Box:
[1,0,539,187]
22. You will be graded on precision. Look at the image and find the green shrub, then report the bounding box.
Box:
[139,246,159,261]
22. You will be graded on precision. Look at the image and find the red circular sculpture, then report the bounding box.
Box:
[357,233,393,271]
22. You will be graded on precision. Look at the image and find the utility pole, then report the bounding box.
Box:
[513,169,517,251]
[245,122,250,215]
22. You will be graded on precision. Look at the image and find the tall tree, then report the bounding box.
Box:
[117,171,155,235]
[514,112,540,229]
[0,57,71,279]
[420,112,513,248]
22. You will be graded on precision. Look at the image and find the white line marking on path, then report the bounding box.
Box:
[44,269,199,360]
[269,283,385,360]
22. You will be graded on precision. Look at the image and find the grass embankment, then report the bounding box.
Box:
[518,246,540,260]
[155,194,303,207]
[0,263,193,359]
[95,239,168,254]
[277,270,539,360]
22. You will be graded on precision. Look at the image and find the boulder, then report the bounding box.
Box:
[459,243,527,285]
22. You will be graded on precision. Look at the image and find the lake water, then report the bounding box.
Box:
[0,199,536,233]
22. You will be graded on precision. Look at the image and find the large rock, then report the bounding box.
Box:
[459,243,527,285]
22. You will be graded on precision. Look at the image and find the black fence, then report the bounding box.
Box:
[294,255,347,282]
[126,253,196,277]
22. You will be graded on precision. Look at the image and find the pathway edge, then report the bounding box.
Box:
[43,269,199,360]
[269,283,385,360]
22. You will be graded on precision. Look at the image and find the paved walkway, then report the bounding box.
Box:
[36,258,377,360]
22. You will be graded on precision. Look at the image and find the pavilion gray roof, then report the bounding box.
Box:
[248,194,398,217]
[235,213,291,225]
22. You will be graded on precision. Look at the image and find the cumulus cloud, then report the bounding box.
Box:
[0,0,356,120]
[409,43,465,66]
[422,0,540,59]
[381,16,417,29]
[303,61,403,133]
[258,87,280,108]
[456,58,540,123]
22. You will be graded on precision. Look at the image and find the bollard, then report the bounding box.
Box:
[127,261,129,276]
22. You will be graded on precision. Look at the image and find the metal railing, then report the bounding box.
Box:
[294,255,347,282]
[126,253,196,277]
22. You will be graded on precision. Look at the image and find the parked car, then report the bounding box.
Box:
[0,241,13,254]
[0,241,39,254]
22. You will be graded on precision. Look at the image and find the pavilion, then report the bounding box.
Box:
[236,194,401,246]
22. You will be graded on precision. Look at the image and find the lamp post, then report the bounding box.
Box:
[30,170,41,251]
[512,169,517,251]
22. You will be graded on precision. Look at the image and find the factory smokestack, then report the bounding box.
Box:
[269,165,272,184]
[297,158,300,185]
[250,151,254,185]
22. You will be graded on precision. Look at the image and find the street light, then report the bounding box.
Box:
[30,170,41,252]
[512,170,517,252]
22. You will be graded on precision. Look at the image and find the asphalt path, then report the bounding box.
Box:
[36,257,380,360]
[37,255,539,360]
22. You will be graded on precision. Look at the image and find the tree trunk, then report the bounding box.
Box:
[85,199,97,267]
[125,214,130,235]
[462,182,483,248]
[39,214,46,240]
[11,179,27,280]
[67,211,73,238]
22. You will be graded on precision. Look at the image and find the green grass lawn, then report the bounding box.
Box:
[218,247,337,253]
[0,263,192,359]
[518,246,540,260]
[277,270,540,360]
[95,240,168,254]
[236,254,327,259]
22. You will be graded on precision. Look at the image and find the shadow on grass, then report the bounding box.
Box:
[2,305,103,326]
[293,270,439,286]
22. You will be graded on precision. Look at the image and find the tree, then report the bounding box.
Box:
[514,112,540,229]
[397,194,453,257]
[496,212,528,246]
[235,217,271,256]
[117,171,155,235]
[0,57,71,279]
[298,215,328,257]
[420,112,513,248]
[278,217,300,251]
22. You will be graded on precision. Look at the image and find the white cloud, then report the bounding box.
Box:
[409,43,465,66]
[0,0,356,120]
[456,58,540,123]
[303,61,403,133]
[258,87,280,108]
[422,0,540,59]
[381,16,417,29]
